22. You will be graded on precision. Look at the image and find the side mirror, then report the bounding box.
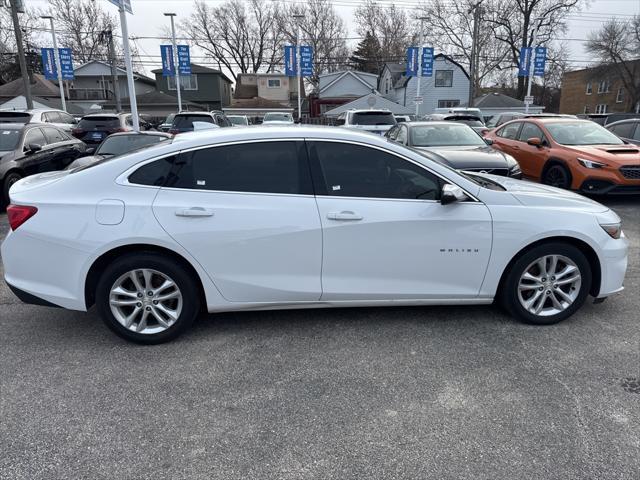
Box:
[527,137,543,147]
[484,138,494,145]
[441,183,469,205]
[27,143,42,153]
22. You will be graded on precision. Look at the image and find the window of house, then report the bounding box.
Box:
[267,79,281,88]
[437,99,460,108]
[435,70,453,87]
[168,74,198,91]
[583,105,590,114]
[616,87,624,103]
[597,79,610,94]
[595,104,608,114]
[585,82,592,95]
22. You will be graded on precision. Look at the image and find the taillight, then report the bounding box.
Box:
[7,204,38,231]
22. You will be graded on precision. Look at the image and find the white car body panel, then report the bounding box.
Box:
[1,126,628,316]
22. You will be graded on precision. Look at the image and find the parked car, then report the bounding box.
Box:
[486,113,577,129]
[605,119,640,145]
[433,107,483,118]
[227,115,251,126]
[72,113,137,144]
[1,126,627,343]
[337,109,397,135]
[66,131,172,169]
[262,112,294,125]
[169,111,232,134]
[0,123,86,204]
[485,117,640,194]
[423,113,488,135]
[394,115,413,123]
[0,108,78,132]
[158,113,176,132]
[386,122,521,178]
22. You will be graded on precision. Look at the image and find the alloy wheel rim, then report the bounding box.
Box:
[109,269,183,334]
[546,168,566,188]
[517,255,581,317]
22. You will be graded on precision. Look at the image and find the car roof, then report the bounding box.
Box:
[349,109,392,113]
[106,131,172,138]
[82,113,124,118]
[403,121,474,128]
[175,111,212,116]
[606,118,640,126]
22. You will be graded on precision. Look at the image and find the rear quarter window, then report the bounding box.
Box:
[128,156,176,186]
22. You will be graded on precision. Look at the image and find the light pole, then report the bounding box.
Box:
[9,0,33,109]
[41,15,66,112]
[293,14,304,122]
[468,1,483,108]
[525,17,541,114]
[415,17,426,117]
[164,12,182,113]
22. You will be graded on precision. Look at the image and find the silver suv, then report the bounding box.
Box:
[336,109,397,135]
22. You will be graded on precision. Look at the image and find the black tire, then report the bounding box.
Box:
[96,252,200,344]
[500,242,592,325]
[542,163,572,190]
[2,171,22,206]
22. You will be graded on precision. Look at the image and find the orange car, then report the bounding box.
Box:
[485,118,640,194]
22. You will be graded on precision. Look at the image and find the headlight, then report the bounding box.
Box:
[600,223,622,239]
[578,158,606,169]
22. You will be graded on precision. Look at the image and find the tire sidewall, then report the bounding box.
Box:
[3,172,22,206]
[96,252,200,344]
[502,242,592,325]
[543,164,571,190]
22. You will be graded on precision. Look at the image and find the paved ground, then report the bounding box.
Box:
[1,198,639,480]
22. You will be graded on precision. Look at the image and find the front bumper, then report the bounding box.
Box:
[595,233,629,298]
[580,178,640,195]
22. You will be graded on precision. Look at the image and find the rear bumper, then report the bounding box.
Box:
[6,281,61,308]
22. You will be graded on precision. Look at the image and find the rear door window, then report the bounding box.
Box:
[42,126,66,144]
[24,128,47,148]
[44,112,62,123]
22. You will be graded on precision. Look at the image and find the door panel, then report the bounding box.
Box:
[515,122,550,179]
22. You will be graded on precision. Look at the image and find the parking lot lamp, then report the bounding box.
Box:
[41,15,66,112]
[164,13,182,113]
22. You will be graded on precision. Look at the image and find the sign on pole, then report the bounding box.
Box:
[160,45,175,76]
[284,45,296,76]
[533,47,546,77]
[300,45,313,77]
[58,48,74,80]
[406,47,419,77]
[107,0,132,14]
[414,96,423,104]
[421,47,434,77]
[177,45,191,75]
[524,95,534,105]
[284,45,313,76]
[41,48,73,80]
[518,47,532,77]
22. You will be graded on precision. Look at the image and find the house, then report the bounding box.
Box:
[378,63,406,97]
[0,74,61,102]
[559,62,640,115]
[309,70,379,116]
[227,73,303,117]
[68,60,156,112]
[152,64,233,111]
[0,95,85,115]
[382,54,470,116]
[322,93,413,117]
[467,92,543,118]
[102,90,205,117]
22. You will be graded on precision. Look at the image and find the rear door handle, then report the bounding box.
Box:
[175,207,214,217]
[327,211,363,221]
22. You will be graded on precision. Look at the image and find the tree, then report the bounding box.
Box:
[0,6,42,84]
[354,0,411,72]
[180,0,284,83]
[586,15,640,112]
[276,0,349,87]
[349,32,382,74]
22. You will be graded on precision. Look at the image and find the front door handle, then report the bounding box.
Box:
[327,211,363,221]
[175,207,214,217]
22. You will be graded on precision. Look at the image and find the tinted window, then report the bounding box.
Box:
[609,122,635,139]
[78,116,120,129]
[0,112,31,123]
[497,122,521,140]
[0,129,21,151]
[350,111,396,126]
[24,128,46,148]
[45,112,62,123]
[172,115,214,129]
[169,141,310,194]
[313,142,441,200]
[411,124,485,147]
[518,123,545,142]
[97,134,169,156]
[42,126,66,144]
[129,156,175,186]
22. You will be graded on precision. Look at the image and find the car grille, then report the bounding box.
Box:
[463,167,510,176]
[620,166,640,180]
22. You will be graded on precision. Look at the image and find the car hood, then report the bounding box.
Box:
[415,145,509,169]
[563,144,640,164]
[473,173,610,213]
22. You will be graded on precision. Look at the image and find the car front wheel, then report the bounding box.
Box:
[96,253,200,344]
[501,243,592,325]
[542,163,571,189]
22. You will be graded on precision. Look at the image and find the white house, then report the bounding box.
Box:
[323,93,413,117]
[311,70,379,116]
[381,54,470,116]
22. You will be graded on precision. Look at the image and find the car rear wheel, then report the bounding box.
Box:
[501,243,592,325]
[96,253,200,344]
[2,171,22,206]
[542,163,571,189]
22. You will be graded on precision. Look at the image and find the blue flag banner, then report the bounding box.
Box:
[533,47,547,77]
[300,45,313,77]
[160,45,175,77]
[518,47,532,77]
[58,48,74,80]
[284,45,296,76]
[41,48,74,80]
[406,47,419,77]
[421,47,434,77]
[177,45,191,75]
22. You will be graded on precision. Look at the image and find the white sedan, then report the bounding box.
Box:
[1,126,628,343]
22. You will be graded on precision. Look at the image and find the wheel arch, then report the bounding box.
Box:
[496,236,602,298]
[84,243,208,310]
[541,157,573,186]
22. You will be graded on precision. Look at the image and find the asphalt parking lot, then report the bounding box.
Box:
[1,198,639,480]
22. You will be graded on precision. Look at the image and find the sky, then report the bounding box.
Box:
[29,0,640,78]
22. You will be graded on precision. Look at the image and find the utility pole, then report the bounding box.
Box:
[293,14,304,122]
[164,13,182,112]
[118,4,139,131]
[415,17,426,117]
[41,16,66,112]
[468,1,483,108]
[9,0,33,109]
[101,30,122,112]
[525,17,541,114]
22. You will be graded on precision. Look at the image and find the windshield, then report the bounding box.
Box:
[0,129,21,151]
[162,113,175,125]
[173,115,213,129]
[96,134,169,156]
[350,111,396,126]
[447,118,485,127]
[228,116,248,125]
[546,121,624,145]
[78,116,120,129]
[411,124,485,147]
[0,112,31,123]
[263,113,292,122]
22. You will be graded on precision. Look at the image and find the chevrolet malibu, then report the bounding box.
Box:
[1,126,628,344]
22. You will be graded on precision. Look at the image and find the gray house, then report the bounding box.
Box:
[152,64,233,111]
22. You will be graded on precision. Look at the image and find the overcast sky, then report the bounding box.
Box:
[32,0,640,78]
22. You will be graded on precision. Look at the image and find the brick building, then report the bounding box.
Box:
[559,61,640,115]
